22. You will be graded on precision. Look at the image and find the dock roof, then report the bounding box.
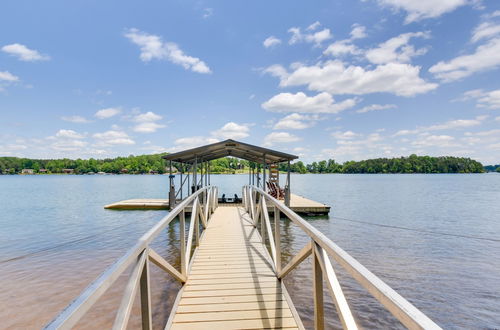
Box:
[162,139,298,164]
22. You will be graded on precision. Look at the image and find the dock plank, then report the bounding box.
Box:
[170,206,301,329]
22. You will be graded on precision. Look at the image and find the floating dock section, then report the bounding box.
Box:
[104,193,330,215]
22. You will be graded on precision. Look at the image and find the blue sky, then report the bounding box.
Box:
[1,0,500,164]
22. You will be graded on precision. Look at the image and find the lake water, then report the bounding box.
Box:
[0,174,499,329]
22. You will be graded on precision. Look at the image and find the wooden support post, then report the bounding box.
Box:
[285,160,291,207]
[263,155,266,192]
[313,240,324,330]
[139,249,152,330]
[169,161,175,210]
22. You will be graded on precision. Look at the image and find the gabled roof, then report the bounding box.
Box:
[162,139,298,164]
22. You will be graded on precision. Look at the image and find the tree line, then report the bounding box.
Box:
[0,154,486,175]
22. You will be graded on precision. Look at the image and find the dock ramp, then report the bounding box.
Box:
[45,186,441,330]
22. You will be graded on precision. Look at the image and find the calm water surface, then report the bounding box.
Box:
[0,174,499,329]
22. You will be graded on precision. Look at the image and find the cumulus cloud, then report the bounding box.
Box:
[172,136,219,150]
[124,28,211,74]
[262,91,357,114]
[211,122,251,139]
[133,122,166,133]
[267,60,437,97]
[350,24,367,39]
[429,38,500,82]
[131,111,165,133]
[1,43,50,62]
[263,132,301,146]
[365,31,430,64]
[461,89,500,109]
[55,129,85,139]
[93,130,135,146]
[288,24,332,46]
[331,130,362,139]
[377,0,469,23]
[61,115,91,123]
[0,71,19,82]
[273,113,319,130]
[356,104,397,113]
[263,36,282,48]
[95,107,121,119]
[133,111,162,122]
[323,40,361,57]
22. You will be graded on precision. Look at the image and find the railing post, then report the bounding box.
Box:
[180,210,186,277]
[261,198,266,239]
[195,206,200,247]
[139,248,152,330]
[312,239,324,330]
[274,206,281,274]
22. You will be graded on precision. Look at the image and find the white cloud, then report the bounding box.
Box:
[131,111,165,133]
[133,111,162,122]
[211,122,251,139]
[495,116,500,121]
[412,135,457,147]
[331,131,361,139]
[472,21,500,43]
[270,60,437,97]
[356,104,397,113]
[173,136,219,150]
[263,36,282,48]
[365,32,430,64]
[95,107,121,119]
[1,43,50,62]
[55,129,85,139]
[51,139,88,152]
[93,130,135,146]
[377,0,469,23]
[323,40,361,57]
[307,21,321,31]
[262,91,357,114]
[350,24,367,39]
[429,38,500,81]
[288,26,332,46]
[394,115,486,136]
[133,122,166,133]
[124,28,211,74]
[61,115,91,123]
[0,71,19,82]
[263,132,301,146]
[273,113,319,130]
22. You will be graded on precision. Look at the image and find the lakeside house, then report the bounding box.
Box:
[21,169,34,175]
[62,169,74,174]
[39,169,48,174]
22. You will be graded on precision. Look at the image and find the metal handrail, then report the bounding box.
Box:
[243,185,441,330]
[45,185,218,330]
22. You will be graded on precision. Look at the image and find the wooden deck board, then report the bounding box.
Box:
[170,206,301,330]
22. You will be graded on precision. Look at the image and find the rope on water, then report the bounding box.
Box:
[331,216,500,243]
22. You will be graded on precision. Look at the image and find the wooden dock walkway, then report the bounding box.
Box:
[46,185,440,330]
[169,206,302,330]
